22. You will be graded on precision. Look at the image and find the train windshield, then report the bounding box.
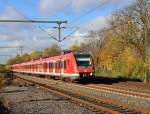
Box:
[75,54,93,68]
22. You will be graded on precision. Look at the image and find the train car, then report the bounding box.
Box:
[11,52,95,81]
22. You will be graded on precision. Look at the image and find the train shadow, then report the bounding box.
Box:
[76,76,141,85]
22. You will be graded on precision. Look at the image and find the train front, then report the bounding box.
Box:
[74,53,95,79]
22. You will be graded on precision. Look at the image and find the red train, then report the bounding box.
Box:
[11,52,95,81]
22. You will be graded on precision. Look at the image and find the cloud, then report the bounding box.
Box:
[66,16,109,46]
[71,0,100,13]
[0,30,57,64]
[39,0,70,16]
[82,16,110,32]
[0,0,135,64]
[0,7,58,64]
[39,0,123,16]
[0,6,35,29]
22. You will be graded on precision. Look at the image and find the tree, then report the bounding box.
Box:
[21,53,30,62]
[42,44,61,58]
[109,0,150,82]
[30,51,42,60]
[70,40,81,52]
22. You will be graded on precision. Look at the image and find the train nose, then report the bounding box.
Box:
[77,69,94,78]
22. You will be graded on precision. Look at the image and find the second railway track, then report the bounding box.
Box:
[84,84,150,99]
[15,74,150,114]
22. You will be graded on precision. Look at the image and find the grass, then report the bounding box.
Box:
[95,70,143,81]
[95,71,112,77]
[0,75,11,89]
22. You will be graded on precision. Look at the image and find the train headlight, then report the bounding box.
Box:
[90,73,92,76]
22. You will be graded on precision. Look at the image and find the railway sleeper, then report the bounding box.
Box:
[17,76,149,114]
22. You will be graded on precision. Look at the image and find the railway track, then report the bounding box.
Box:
[16,75,150,114]
[84,84,150,99]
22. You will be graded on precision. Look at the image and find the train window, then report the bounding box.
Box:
[49,63,51,68]
[61,62,63,68]
[52,63,54,68]
[58,62,60,68]
[64,61,67,69]
[49,62,53,69]
[55,63,57,69]
[58,62,61,68]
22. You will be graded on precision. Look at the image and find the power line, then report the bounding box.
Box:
[0,55,12,56]
[67,1,109,34]
[1,0,69,42]
[1,0,28,19]
[0,46,22,48]
[38,26,59,42]
[23,0,75,39]
[23,0,35,8]
[0,46,24,56]
[65,1,106,38]
[70,1,108,24]
[0,20,67,24]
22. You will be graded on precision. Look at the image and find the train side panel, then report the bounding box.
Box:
[11,53,95,80]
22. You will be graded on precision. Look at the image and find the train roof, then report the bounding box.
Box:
[11,52,74,67]
[11,52,91,67]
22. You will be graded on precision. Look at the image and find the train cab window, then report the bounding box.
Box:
[75,54,93,68]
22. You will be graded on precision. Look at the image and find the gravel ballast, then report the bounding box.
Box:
[0,85,97,114]
[18,75,150,110]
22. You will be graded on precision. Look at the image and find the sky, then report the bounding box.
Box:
[0,0,134,64]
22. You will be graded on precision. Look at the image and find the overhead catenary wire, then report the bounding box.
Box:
[23,0,79,41]
[66,1,109,38]
[0,0,28,19]
[0,0,68,51]
[23,0,36,8]
[23,0,99,39]
[0,46,24,56]
[38,26,59,42]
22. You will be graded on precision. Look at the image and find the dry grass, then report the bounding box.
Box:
[0,77,11,89]
[0,78,5,88]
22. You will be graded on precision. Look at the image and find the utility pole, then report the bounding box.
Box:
[53,22,67,42]
[0,46,23,56]
[0,19,68,79]
[53,22,67,79]
[19,46,23,56]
